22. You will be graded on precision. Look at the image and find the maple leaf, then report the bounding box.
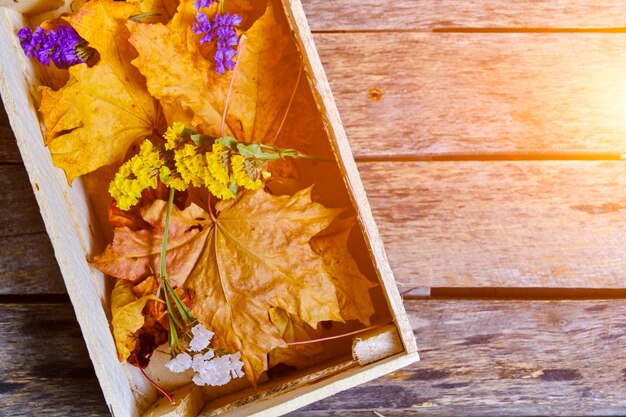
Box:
[267,307,324,369]
[92,198,208,285]
[110,279,154,362]
[94,188,344,382]
[310,217,378,326]
[39,0,164,183]
[127,0,301,142]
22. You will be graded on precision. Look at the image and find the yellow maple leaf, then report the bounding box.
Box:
[127,0,300,142]
[111,279,154,362]
[94,188,344,383]
[39,0,165,183]
[310,217,378,326]
[267,307,324,369]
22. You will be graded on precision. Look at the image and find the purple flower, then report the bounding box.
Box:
[192,12,242,74]
[18,24,88,69]
[193,0,216,10]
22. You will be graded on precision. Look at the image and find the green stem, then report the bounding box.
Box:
[155,189,176,302]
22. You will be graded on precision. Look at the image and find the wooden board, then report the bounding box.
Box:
[5,159,626,290]
[293,299,626,416]
[4,299,626,416]
[8,34,626,160]
[0,103,20,163]
[0,233,65,294]
[314,32,626,158]
[0,304,108,416]
[360,161,626,289]
[303,0,626,31]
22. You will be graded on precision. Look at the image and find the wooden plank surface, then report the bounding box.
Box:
[299,299,626,416]
[6,35,626,160]
[0,304,108,416]
[361,161,626,288]
[5,158,626,290]
[4,299,626,416]
[315,33,626,158]
[303,0,626,31]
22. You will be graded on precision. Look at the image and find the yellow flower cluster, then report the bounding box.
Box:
[109,124,275,211]
[109,141,163,210]
[163,122,186,150]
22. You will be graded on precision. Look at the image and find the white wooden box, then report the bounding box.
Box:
[0,0,419,416]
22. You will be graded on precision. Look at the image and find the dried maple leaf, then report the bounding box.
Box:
[93,198,208,285]
[310,217,378,326]
[39,0,164,183]
[127,0,300,142]
[94,188,344,382]
[267,307,324,369]
[110,279,154,362]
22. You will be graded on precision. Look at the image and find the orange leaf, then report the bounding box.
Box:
[39,0,165,183]
[94,188,344,383]
[127,0,301,143]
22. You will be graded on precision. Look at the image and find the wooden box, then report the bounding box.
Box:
[0,0,419,416]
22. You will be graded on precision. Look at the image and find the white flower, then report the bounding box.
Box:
[165,352,192,373]
[189,323,214,352]
[190,352,245,386]
[226,351,245,378]
[191,351,215,373]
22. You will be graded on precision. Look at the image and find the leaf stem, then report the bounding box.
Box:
[221,34,247,137]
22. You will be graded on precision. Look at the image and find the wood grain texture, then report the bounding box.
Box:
[0,165,45,237]
[360,161,626,288]
[302,0,626,31]
[290,299,626,416]
[0,304,108,417]
[6,300,626,416]
[314,32,626,157]
[5,160,626,290]
[0,102,20,163]
[0,233,65,294]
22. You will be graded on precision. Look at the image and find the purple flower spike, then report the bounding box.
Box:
[17,24,88,69]
[193,0,216,10]
[193,11,242,74]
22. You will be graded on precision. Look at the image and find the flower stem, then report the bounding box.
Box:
[221,34,247,137]
[286,322,390,346]
[134,350,176,405]
[155,188,176,302]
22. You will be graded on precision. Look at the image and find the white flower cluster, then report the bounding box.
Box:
[165,323,245,386]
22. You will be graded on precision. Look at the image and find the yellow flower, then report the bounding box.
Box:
[231,155,264,191]
[159,166,187,191]
[109,140,164,210]
[174,144,206,187]
[164,122,186,150]
[206,143,230,186]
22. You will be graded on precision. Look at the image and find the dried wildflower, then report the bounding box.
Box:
[18,24,91,69]
[109,141,163,210]
[193,0,215,10]
[192,12,242,74]
[231,155,265,191]
[174,144,208,187]
[165,323,244,387]
[159,166,187,191]
[163,121,186,150]
[165,351,192,373]
[189,323,214,351]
